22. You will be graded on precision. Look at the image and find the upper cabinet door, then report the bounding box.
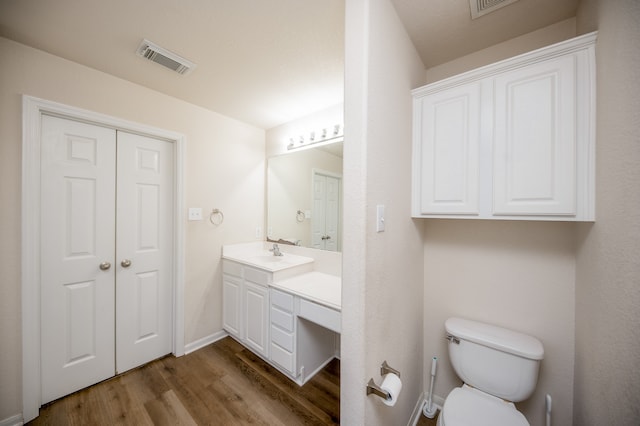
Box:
[414,81,482,215]
[492,54,577,216]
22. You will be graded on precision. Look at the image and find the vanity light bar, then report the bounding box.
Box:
[287,124,343,151]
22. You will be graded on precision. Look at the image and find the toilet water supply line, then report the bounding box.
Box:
[546,394,552,426]
[423,357,438,418]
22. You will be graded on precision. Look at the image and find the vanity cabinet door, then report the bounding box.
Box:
[222,274,242,338]
[243,280,269,358]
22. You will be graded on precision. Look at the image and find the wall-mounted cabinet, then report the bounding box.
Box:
[412,32,597,221]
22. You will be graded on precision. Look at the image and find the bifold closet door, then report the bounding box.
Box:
[40,115,174,404]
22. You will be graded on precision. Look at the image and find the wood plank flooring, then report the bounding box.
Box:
[28,337,339,425]
[417,412,439,426]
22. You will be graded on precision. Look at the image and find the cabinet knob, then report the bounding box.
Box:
[121,259,132,268]
[99,262,111,271]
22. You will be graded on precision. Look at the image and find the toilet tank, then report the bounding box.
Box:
[445,317,544,402]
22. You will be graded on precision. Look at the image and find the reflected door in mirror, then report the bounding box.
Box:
[312,172,341,251]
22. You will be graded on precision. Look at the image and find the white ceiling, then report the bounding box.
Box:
[0,0,579,130]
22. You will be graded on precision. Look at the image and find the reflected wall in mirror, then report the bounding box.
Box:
[267,142,343,251]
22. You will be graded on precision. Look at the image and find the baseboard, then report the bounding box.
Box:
[0,413,23,426]
[183,330,228,355]
[408,391,427,426]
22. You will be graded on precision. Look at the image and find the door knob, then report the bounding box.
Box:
[121,259,132,268]
[99,262,111,271]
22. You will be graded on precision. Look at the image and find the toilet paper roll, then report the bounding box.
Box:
[380,373,402,407]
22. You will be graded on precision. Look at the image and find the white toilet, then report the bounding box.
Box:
[437,317,544,426]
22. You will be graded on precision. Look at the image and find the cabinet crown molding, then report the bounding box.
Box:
[412,31,597,96]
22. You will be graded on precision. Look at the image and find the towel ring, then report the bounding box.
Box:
[209,208,224,225]
[296,210,306,222]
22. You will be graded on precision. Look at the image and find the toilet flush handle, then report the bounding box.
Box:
[446,334,460,344]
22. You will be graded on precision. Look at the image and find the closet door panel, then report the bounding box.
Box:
[40,115,116,404]
[115,131,174,373]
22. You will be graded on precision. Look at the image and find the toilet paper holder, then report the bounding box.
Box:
[366,361,401,400]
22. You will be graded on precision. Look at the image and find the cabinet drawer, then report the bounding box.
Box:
[271,306,294,332]
[222,260,243,278]
[270,343,294,374]
[271,289,294,312]
[271,325,294,352]
[298,299,341,333]
[244,267,270,286]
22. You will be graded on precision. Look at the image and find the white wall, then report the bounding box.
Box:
[342,0,426,424]
[421,19,580,426]
[0,37,265,421]
[574,1,640,424]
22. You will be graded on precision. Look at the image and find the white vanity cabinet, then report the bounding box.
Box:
[221,244,340,386]
[222,260,271,359]
[412,32,596,221]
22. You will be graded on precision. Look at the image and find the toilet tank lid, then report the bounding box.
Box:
[445,317,544,360]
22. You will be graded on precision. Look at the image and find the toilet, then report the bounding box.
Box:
[437,317,544,426]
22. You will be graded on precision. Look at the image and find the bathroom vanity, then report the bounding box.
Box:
[222,242,341,385]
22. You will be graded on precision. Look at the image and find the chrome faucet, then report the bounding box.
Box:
[270,243,283,256]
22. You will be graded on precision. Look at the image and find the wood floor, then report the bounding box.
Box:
[417,411,439,426]
[29,337,339,425]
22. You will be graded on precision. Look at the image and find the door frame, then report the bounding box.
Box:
[21,95,186,422]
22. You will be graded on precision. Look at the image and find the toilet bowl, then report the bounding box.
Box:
[437,385,528,426]
[437,318,544,426]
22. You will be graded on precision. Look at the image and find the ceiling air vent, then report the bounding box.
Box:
[470,0,521,19]
[136,39,196,75]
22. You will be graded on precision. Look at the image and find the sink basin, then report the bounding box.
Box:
[222,244,314,273]
[243,252,314,271]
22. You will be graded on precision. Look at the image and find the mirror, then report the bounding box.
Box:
[267,142,343,251]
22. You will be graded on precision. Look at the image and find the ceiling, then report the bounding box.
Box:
[0,0,578,130]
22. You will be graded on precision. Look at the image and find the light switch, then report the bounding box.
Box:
[376,204,385,232]
[188,207,202,221]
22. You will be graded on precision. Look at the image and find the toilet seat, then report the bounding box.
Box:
[440,385,529,426]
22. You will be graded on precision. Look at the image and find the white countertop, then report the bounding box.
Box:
[272,272,341,311]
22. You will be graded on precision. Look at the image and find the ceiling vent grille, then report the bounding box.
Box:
[470,0,521,19]
[136,39,196,75]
